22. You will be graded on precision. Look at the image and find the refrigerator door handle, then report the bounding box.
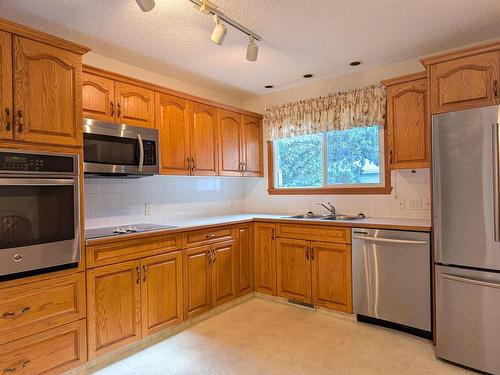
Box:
[493,122,500,242]
[442,273,500,289]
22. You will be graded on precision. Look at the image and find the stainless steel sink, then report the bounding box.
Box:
[321,215,361,221]
[286,213,333,219]
[285,212,364,221]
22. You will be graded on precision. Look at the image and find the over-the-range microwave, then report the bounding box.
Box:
[83,119,159,178]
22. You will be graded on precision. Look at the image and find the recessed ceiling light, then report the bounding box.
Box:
[350,61,361,66]
[303,74,314,78]
[265,85,274,89]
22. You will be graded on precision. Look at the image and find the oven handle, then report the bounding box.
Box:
[137,133,144,173]
[0,178,75,186]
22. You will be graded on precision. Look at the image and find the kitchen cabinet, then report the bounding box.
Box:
[190,102,218,176]
[254,223,277,295]
[141,251,183,337]
[82,72,115,122]
[211,240,237,306]
[242,115,263,176]
[0,31,12,141]
[383,72,430,169]
[13,36,83,147]
[115,81,155,128]
[235,224,254,296]
[422,47,500,114]
[276,238,311,303]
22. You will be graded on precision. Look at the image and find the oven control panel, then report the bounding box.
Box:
[143,140,157,166]
[0,151,75,173]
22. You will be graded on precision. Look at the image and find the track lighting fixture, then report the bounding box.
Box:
[210,15,227,45]
[135,0,155,12]
[246,35,258,62]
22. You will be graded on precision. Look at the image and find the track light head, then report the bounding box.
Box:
[246,35,258,62]
[135,0,155,12]
[211,15,227,45]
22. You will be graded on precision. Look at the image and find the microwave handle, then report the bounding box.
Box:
[137,133,144,173]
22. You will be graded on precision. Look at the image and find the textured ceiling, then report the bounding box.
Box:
[1,0,500,99]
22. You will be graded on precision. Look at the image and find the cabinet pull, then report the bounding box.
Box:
[142,265,147,282]
[110,101,115,116]
[271,228,275,240]
[494,80,499,99]
[208,249,213,264]
[205,234,217,239]
[191,158,196,174]
[16,110,24,133]
[117,103,121,118]
[311,247,315,261]
[243,162,248,173]
[305,247,309,260]
[3,108,11,131]
[136,266,141,284]
[212,249,217,263]
[4,360,31,373]
[389,150,393,164]
[1,306,30,319]
[186,158,191,172]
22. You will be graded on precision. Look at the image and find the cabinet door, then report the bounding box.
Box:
[13,36,82,147]
[242,116,263,176]
[311,241,352,313]
[254,223,277,295]
[218,109,242,176]
[211,240,237,307]
[141,251,183,337]
[0,31,12,141]
[115,81,154,128]
[236,224,254,296]
[156,92,191,175]
[429,51,500,114]
[190,102,218,176]
[276,238,311,303]
[87,260,141,359]
[183,245,211,320]
[386,76,429,169]
[82,72,115,122]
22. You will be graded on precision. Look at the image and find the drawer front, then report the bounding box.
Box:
[0,319,87,375]
[0,272,85,344]
[277,224,351,244]
[87,234,182,268]
[183,226,234,248]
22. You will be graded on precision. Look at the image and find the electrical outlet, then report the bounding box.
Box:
[397,198,406,210]
[423,197,431,210]
[408,198,422,210]
[144,203,152,216]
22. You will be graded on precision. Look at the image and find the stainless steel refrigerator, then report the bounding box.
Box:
[433,105,500,374]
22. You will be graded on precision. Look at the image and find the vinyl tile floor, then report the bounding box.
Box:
[92,298,473,375]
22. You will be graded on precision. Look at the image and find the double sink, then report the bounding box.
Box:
[285,212,364,221]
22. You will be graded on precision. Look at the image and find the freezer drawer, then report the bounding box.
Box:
[352,228,431,332]
[436,265,500,374]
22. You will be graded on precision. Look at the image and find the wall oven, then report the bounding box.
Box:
[83,119,159,177]
[0,149,80,278]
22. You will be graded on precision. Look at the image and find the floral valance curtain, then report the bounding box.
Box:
[263,84,386,139]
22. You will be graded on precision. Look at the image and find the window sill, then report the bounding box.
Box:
[267,186,393,195]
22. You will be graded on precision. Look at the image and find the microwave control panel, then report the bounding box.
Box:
[0,151,75,173]
[143,140,157,166]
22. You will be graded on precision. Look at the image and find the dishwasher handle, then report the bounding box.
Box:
[352,235,428,245]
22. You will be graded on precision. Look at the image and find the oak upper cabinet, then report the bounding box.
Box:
[156,92,191,175]
[13,36,83,147]
[311,241,352,313]
[115,81,155,128]
[0,31,12,141]
[276,238,311,303]
[383,72,430,169]
[183,245,212,320]
[140,251,183,337]
[235,224,254,296]
[82,72,115,122]
[190,102,218,176]
[211,240,237,307]
[218,109,243,176]
[87,260,142,360]
[254,223,277,295]
[422,46,500,114]
[241,115,263,176]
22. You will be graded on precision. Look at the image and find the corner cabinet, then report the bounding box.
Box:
[383,72,430,169]
[422,45,500,114]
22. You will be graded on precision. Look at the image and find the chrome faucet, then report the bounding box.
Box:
[318,202,336,215]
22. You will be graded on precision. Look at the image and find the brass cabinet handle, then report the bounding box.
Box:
[191,158,196,174]
[136,266,141,284]
[110,101,115,116]
[205,234,216,239]
[494,80,498,99]
[212,249,217,263]
[271,228,275,240]
[186,158,191,172]
[389,150,393,164]
[2,306,30,319]
[117,103,121,118]
[142,265,147,282]
[208,249,212,264]
[3,108,11,131]
[238,162,243,172]
[311,247,315,261]
[305,247,309,260]
[16,110,24,133]
[243,162,248,173]
[4,360,31,373]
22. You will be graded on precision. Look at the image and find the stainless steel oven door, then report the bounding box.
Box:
[0,177,80,276]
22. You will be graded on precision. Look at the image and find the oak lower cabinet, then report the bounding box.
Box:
[87,252,184,359]
[183,240,236,320]
[235,224,254,296]
[254,223,277,296]
[276,238,311,303]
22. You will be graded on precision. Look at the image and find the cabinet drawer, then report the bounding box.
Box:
[276,224,351,244]
[183,226,234,248]
[86,233,182,268]
[0,272,85,344]
[0,319,86,375]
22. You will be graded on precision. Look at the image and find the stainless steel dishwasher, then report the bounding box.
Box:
[352,228,431,338]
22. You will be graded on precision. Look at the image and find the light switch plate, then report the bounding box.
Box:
[145,203,152,216]
[408,198,422,210]
[397,198,406,210]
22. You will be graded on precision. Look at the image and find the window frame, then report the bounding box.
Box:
[267,126,392,195]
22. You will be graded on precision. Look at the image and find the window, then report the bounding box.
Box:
[270,125,391,194]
